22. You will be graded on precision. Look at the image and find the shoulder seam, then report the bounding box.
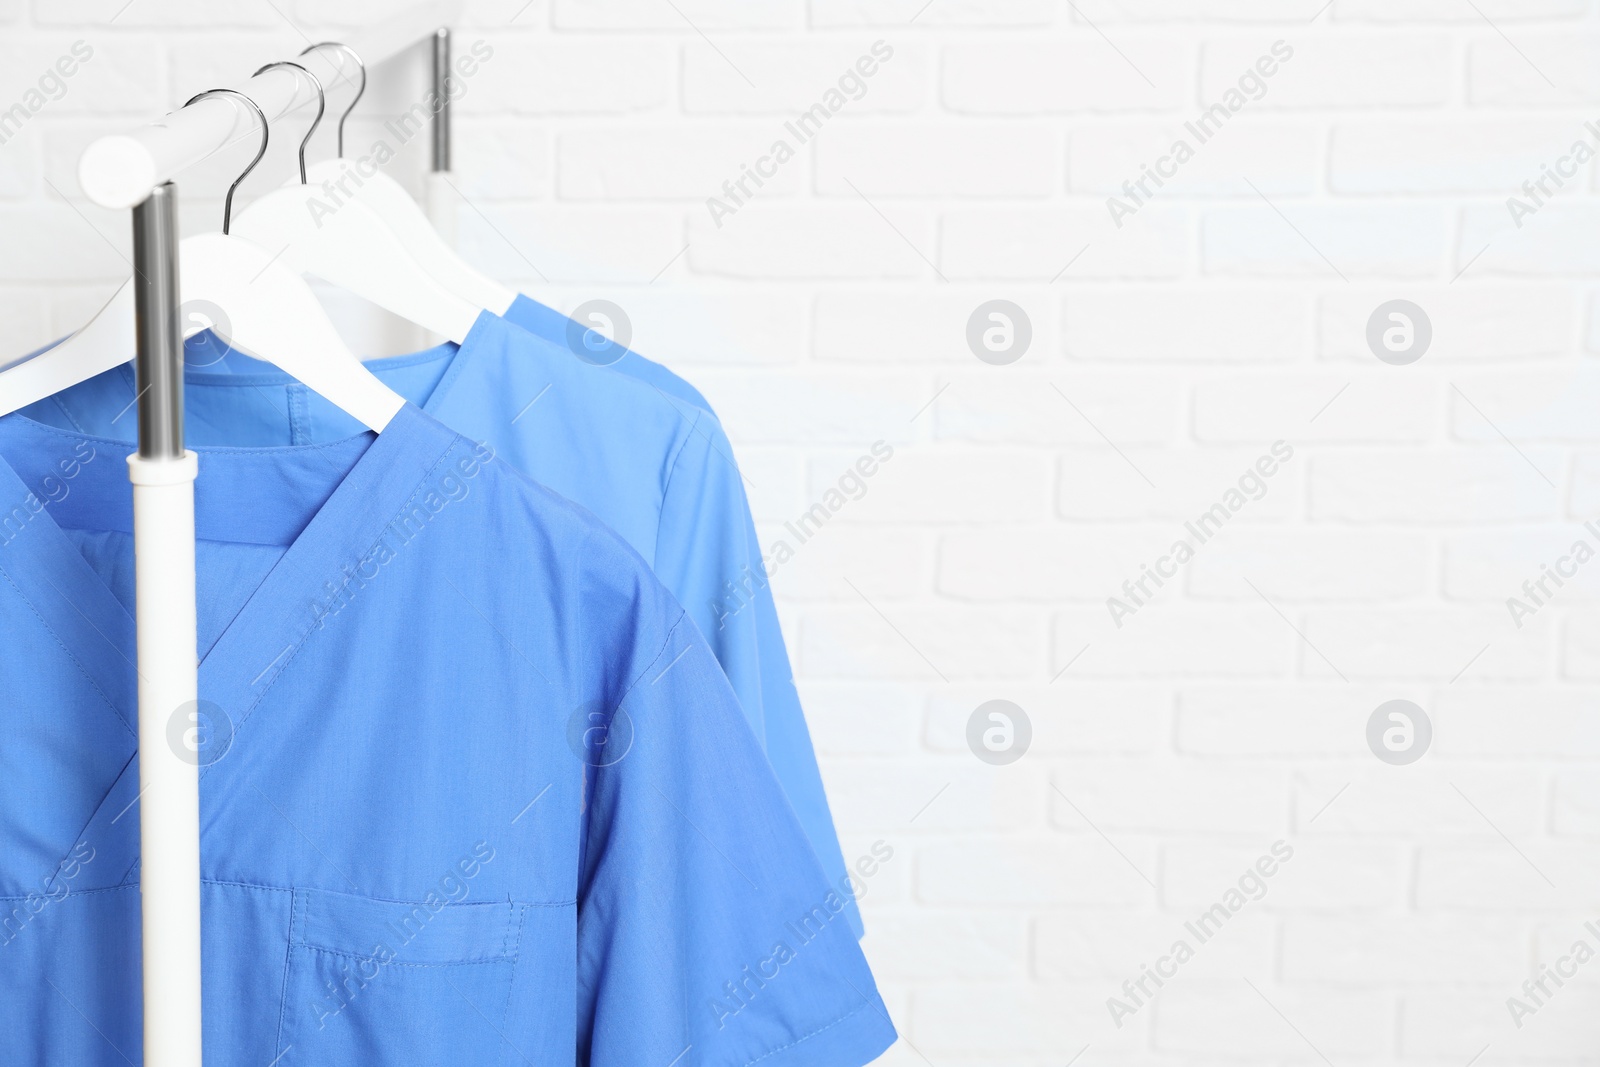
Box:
[610,610,691,723]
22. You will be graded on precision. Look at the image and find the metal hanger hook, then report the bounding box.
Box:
[252,61,324,184]
[299,41,366,158]
[181,88,268,235]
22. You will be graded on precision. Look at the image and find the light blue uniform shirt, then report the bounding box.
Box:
[21,308,861,939]
[0,404,896,1065]
[499,295,857,943]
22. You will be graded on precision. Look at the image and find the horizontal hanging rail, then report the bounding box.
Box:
[77,0,462,209]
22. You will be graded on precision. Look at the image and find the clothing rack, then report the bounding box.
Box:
[79,3,462,209]
[78,6,461,1063]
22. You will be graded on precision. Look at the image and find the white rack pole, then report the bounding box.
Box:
[127,181,203,1067]
[425,27,457,243]
[78,0,464,210]
[76,9,463,1060]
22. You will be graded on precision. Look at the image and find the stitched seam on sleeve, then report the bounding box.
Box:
[613,610,692,714]
[742,1001,883,1067]
[653,409,707,564]
[572,524,598,885]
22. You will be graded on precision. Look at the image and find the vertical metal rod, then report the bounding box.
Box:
[129,178,204,1067]
[132,182,183,460]
[430,27,451,173]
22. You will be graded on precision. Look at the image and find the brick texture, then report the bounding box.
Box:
[7,2,1600,1062]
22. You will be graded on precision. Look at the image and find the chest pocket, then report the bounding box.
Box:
[275,886,523,1067]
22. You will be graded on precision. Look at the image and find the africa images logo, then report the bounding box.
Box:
[705,41,896,228]
[1105,40,1294,228]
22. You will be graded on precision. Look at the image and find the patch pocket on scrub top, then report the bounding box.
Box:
[275,886,522,1067]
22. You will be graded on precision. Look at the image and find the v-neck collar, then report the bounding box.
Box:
[194,404,462,764]
[0,404,464,770]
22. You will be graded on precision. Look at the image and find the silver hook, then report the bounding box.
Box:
[252,60,324,184]
[299,42,366,158]
[181,88,268,235]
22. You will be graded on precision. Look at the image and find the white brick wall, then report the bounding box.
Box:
[8,1,1600,1062]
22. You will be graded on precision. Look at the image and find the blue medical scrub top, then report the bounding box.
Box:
[0,404,896,1066]
[500,295,858,943]
[20,308,861,940]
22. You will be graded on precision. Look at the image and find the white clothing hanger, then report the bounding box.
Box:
[229,60,483,344]
[0,89,405,432]
[297,42,516,316]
